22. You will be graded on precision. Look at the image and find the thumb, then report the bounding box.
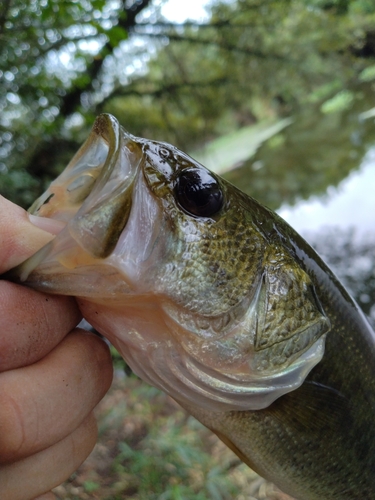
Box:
[0,196,60,274]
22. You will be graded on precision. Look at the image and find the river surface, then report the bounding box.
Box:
[278,146,375,238]
[224,82,375,325]
[225,83,375,239]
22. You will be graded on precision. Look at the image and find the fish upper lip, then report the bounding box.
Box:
[64,118,143,259]
[11,114,144,284]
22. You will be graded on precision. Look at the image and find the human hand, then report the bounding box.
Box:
[0,196,113,500]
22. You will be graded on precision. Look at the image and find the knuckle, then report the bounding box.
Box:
[0,391,26,463]
[75,330,113,393]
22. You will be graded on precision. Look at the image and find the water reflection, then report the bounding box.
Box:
[224,83,375,326]
[305,228,375,329]
[225,83,375,212]
[278,151,375,327]
[278,147,375,236]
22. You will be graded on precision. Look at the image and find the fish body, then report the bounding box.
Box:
[7,114,375,499]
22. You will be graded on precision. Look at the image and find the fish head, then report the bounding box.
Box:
[11,114,330,412]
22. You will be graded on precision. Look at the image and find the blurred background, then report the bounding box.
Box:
[1,0,375,498]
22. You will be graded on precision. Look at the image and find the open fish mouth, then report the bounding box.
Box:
[6,114,330,412]
[10,114,145,297]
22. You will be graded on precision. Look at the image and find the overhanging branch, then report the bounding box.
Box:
[99,76,229,106]
[134,31,288,61]
[27,0,153,176]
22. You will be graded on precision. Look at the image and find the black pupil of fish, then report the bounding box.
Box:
[175,168,223,217]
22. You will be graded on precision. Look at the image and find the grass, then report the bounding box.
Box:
[53,371,295,500]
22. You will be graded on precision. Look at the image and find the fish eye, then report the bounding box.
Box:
[174,167,224,218]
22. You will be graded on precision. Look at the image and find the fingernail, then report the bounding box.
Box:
[28,214,66,235]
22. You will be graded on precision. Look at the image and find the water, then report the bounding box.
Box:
[278,147,375,238]
[224,82,375,325]
[225,83,375,222]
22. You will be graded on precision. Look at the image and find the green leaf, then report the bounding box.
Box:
[359,64,375,82]
[83,480,100,493]
[192,118,293,175]
[107,25,128,47]
[320,90,355,114]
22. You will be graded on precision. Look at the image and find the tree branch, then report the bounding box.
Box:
[27,0,153,176]
[56,0,153,117]
[135,20,257,29]
[99,77,229,106]
[0,0,12,36]
[136,31,288,61]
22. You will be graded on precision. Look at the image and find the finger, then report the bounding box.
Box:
[0,413,97,500]
[0,281,81,372]
[0,196,56,274]
[0,330,113,463]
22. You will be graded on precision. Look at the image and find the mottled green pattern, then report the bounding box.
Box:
[184,221,375,499]
[139,136,375,498]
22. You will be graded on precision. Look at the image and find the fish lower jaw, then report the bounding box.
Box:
[113,333,326,413]
[19,261,134,298]
[85,297,327,412]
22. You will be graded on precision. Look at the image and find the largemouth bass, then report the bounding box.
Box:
[6,114,375,499]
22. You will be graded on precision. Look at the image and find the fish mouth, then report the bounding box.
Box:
[4,114,331,413]
[7,114,144,296]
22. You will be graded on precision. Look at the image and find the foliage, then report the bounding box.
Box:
[53,375,290,500]
[1,0,375,207]
[193,117,293,175]
[0,0,150,206]
[104,0,375,150]
[225,81,375,209]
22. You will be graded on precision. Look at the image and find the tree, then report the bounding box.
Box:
[1,0,375,207]
[0,0,152,206]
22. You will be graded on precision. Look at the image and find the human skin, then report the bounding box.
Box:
[0,196,113,500]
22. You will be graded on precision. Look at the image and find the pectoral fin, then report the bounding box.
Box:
[269,380,351,432]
